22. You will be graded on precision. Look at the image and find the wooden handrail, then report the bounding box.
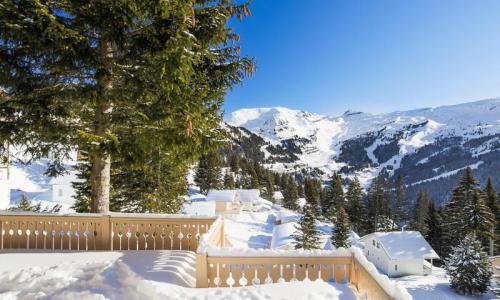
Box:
[0,212,217,251]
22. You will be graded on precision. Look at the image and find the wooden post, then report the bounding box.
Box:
[196,252,209,288]
[0,218,3,250]
[99,214,112,250]
[220,219,225,247]
[350,254,356,285]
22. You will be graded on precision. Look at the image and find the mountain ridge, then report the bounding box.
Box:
[224,98,500,204]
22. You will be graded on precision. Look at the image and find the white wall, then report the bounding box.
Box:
[363,237,390,274]
[0,180,9,209]
[363,236,426,277]
[51,184,76,204]
[387,259,424,277]
[183,201,216,216]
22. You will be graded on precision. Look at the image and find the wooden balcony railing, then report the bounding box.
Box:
[0,211,216,251]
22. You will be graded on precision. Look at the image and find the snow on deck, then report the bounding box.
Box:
[0,251,357,300]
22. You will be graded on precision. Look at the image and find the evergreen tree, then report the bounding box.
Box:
[297,182,305,198]
[304,178,321,217]
[464,190,494,247]
[426,202,443,258]
[321,173,344,215]
[0,0,254,213]
[195,152,222,195]
[366,173,392,232]
[409,189,430,235]
[293,203,321,250]
[442,168,493,257]
[331,207,351,248]
[9,195,36,212]
[444,233,492,295]
[273,173,282,188]
[393,174,409,226]
[229,154,241,174]
[248,164,260,189]
[282,176,300,210]
[223,173,236,189]
[111,155,189,213]
[345,177,367,235]
[263,171,275,201]
[72,158,92,213]
[484,177,500,255]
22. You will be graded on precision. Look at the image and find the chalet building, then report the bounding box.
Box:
[206,190,242,214]
[360,231,439,277]
[236,189,260,211]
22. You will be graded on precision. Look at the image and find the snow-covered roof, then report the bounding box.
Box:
[275,209,299,223]
[273,191,284,200]
[361,231,439,260]
[206,190,237,202]
[183,201,215,216]
[48,170,79,185]
[236,189,260,202]
[270,221,297,249]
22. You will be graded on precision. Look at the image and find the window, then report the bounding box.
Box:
[395,264,398,271]
[58,189,63,197]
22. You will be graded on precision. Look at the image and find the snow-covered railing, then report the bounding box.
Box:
[351,247,412,300]
[196,241,411,300]
[195,249,353,288]
[0,211,217,251]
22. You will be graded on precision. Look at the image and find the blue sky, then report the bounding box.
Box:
[224,0,500,116]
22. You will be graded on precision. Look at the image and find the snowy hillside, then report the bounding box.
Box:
[226,98,500,203]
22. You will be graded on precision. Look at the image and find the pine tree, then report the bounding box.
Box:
[223,173,236,189]
[442,168,493,257]
[393,174,409,226]
[297,182,305,198]
[331,207,351,249]
[111,155,189,213]
[426,202,443,258]
[263,171,275,201]
[444,233,492,295]
[293,203,321,250]
[304,178,321,217]
[484,177,500,255]
[282,175,300,210]
[248,165,260,189]
[195,152,222,195]
[345,177,367,235]
[322,173,344,215]
[9,195,35,212]
[229,154,241,174]
[409,189,430,235]
[72,157,92,213]
[366,173,392,232]
[464,190,494,247]
[0,1,254,213]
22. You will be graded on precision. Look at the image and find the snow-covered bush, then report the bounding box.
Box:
[444,232,492,295]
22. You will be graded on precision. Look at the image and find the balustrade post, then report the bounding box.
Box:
[350,255,355,285]
[196,252,209,288]
[220,219,225,247]
[0,217,3,250]
[99,214,112,250]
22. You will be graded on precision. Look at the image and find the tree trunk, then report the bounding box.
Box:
[90,39,114,213]
[91,154,111,213]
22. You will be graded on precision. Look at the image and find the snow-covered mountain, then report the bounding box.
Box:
[225,98,500,204]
